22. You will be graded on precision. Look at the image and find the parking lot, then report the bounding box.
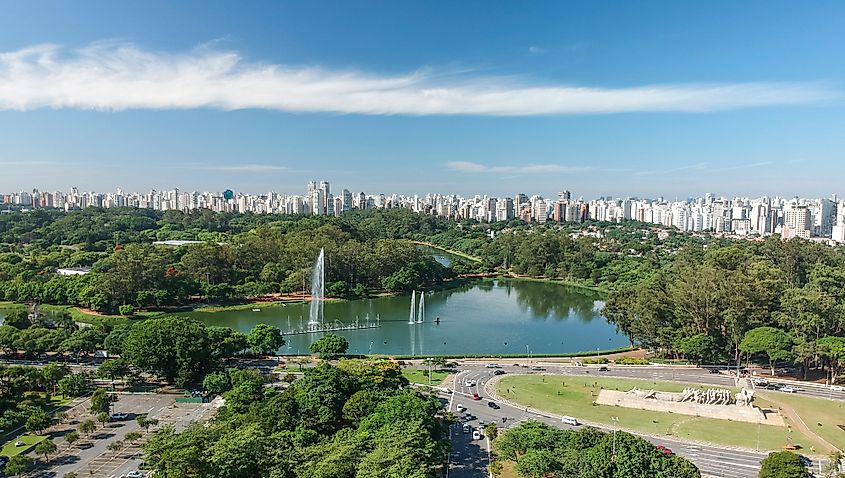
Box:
[30,393,219,478]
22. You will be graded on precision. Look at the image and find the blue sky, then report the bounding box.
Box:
[0,1,843,199]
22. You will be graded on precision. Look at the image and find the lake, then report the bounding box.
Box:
[185,279,627,356]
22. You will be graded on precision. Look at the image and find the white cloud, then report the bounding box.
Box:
[0,41,835,116]
[445,161,589,174]
[195,164,288,172]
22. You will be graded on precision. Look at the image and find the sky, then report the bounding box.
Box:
[0,1,843,199]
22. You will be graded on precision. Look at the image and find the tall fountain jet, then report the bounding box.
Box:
[416,292,425,324]
[408,290,417,324]
[308,248,325,330]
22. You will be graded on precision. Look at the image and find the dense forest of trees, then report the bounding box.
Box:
[143,360,448,478]
[491,419,699,478]
[0,208,453,312]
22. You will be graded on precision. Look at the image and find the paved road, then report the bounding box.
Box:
[448,421,489,478]
[446,363,781,478]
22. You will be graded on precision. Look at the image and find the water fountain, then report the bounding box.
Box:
[416,292,425,324]
[308,248,325,330]
[408,290,417,324]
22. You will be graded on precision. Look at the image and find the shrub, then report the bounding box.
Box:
[614,357,650,365]
[118,304,135,316]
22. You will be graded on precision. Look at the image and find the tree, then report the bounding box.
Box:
[64,431,79,448]
[203,371,232,395]
[484,423,499,441]
[58,373,88,398]
[121,317,214,386]
[741,327,794,375]
[677,334,721,365]
[247,323,285,356]
[90,388,114,415]
[42,363,71,397]
[107,439,124,452]
[35,438,57,462]
[97,359,131,388]
[124,430,142,444]
[25,409,53,435]
[3,309,31,329]
[97,411,111,427]
[137,415,159,432]
[309,334,349,360]
[5,455,31,476]
[758,451,808,478]
[79,418,96,435]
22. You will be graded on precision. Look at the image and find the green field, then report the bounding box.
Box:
[402,368,450,385]
[758,391,845,450]
[496,374,822,451]
[0,434,46,458]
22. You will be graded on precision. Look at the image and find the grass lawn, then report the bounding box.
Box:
[0,434,45,457]
[758,391,845,451]
[402,368,450,385]
[496,374,822,451]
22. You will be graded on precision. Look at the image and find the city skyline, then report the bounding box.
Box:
[5,180,845,243]
[1,2,845,196]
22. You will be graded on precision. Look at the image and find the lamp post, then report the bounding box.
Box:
[611,416,619,461]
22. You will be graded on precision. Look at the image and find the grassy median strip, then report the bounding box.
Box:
[496,374,824,451]
[402,368,449,385]
[0,434,46,457]
[757,390,845,451]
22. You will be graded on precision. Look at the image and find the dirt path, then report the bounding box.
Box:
[765,394,839,453]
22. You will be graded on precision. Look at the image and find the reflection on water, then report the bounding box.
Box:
[0,279,626,356]
[184,279,626,355]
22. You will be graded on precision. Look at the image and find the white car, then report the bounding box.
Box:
[484,364,500,369]
[462,424,470,434]
[472,430,481,440]
[456,403,466,412]
[126,472,144,478]
[831,385,844,392]
[780,386,800,393]
[464,379,476,387]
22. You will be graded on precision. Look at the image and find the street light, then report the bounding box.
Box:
[611,416,619,461]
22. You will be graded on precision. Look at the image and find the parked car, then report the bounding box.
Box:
[125,472,144,478]
[656,445,673,455]
[462,424,470,434]
[488,401,500,409]
[472,430,481,440]
[111,412,129,420]
[472,393,481,401]
[456,403,466,412]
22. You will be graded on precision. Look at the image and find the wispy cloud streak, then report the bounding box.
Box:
[0,42,834,116]
[446,161,590,174]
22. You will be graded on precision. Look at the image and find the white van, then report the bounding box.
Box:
[560,416,580,426]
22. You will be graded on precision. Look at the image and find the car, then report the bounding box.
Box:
[126,472,145,478]
[598,366,609,372]
[111,412,129,420]
[780,386,800,393]
[751,379,769,387]
[708,368,721,374]
[560,416,579,426]
[464,413,476,421]
[574,361,585,367]
[456,403,466,412]
[472,430,481,440]
[798,455,812,467]
[493,370,505,375]
[478,420,486,427]
[766,383,783,390]
[832,385,845,392]
[472,393,481,400]
[656,445,673,455]
[485,363,500,369]
[14,441,24,447]
[462,424,470,434]
[464,379,476,387]
[530,366,546,371]
[488,401,500,409]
